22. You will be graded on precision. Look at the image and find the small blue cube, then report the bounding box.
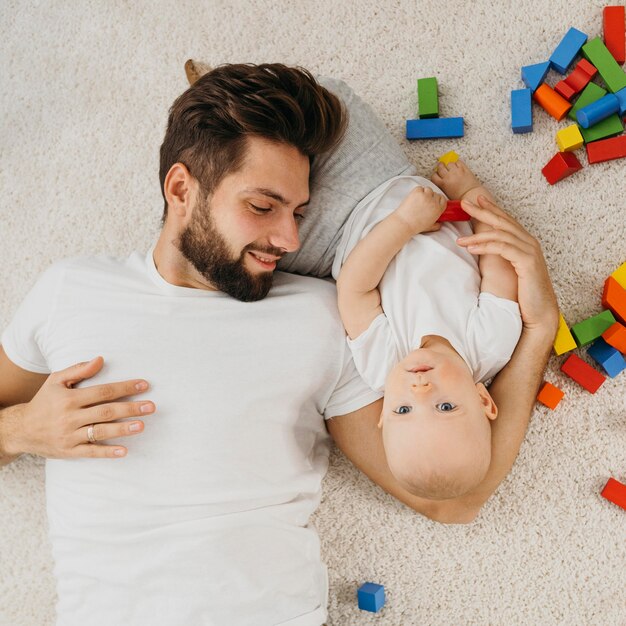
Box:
[588,338,626,377]
[357,582,385,612]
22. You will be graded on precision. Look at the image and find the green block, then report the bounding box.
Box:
[582,37,626,93]
[571,310,617,347]
[579,114,624,143]
[417,77,439,119]
[568,82,606,121]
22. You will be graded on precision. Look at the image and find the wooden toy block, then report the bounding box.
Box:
[571,310,617,346]
[560,354,606,393]
[567,81,624,143]
[357,582,386,612]
[406,118,464,139]
[437,200,470,222]
[588,337,626,377]
[602,321,626,353]
[521,61,550,92]
[586,135,626,164]
[511,88,533,133]
[576,93,620,128]
[438,150,459,165]
[550,27,588,73]
[601,477,626,511]
[556,125,583,152]
[533,84,572,121]
[418,77,439,119]
[536,381,565,409]
[555,59,597,100]
[602,276,626,324]
[604,5,626,64]
[610,261,626,290]
[554,313,577,355]
[569,82,607,121]
[582,37,626,93]
[541,151,582,184]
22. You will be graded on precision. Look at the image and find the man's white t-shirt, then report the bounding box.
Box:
[1,244,381,626]
[332,175,523,392]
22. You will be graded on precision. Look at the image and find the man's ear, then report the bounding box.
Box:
[476,382,498,420]
[163,163,198,223]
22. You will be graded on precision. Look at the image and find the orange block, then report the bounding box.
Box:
[601,477,626,512]
[533,83,572,121]
[536,381,564,409]
[602,276,626,325]
[603,322,626,353]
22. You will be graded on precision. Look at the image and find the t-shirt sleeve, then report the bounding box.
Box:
[323,336,384,420]
[345,313,400,393]
[1,263,66,374]
[466,292,523,383]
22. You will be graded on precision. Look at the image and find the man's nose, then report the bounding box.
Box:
[269,213,300,254]
[411,382,432,395]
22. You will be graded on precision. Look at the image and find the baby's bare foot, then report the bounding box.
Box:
[431,159,484,201]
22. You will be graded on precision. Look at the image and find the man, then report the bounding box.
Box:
[0,64,559,626]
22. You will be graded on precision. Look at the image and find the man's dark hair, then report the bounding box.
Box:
[158,63,347,225]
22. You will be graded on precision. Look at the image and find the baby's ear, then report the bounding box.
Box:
[184,59,213,86]
[476,382,498,420]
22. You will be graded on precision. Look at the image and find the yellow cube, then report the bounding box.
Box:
[554,313,577,355]
[611,261,626,290]
[556,125,584,152]
[437,150,460,165]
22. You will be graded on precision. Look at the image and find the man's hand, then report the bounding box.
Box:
[3,356,155,460]
[456,195,559,335]
[393,186,446,236]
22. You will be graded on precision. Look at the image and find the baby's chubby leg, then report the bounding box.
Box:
[431,159,497,206]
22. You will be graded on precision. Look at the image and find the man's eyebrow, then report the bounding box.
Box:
[243,187,310,208]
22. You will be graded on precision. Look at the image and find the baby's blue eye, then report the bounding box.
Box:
[393,406,412,415]
[436,402,456,412]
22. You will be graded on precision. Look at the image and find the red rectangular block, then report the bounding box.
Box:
[437,200,470,222]
[587,135,626,164]
[560,354,606,393]
[604,6,626,64]
[555,59,598,101]
[601,477,626,511]
[541,151,583,184]
[602,276,626,324]
[603,321,626,353]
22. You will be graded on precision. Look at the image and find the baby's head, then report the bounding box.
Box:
[379,339,498,500]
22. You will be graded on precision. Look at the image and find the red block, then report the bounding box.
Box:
[437,200,470,222]
[601,477,626,511]
[602,276,626,325]
[554,59,598,101]
[560,354,606,393]
[604,5,625,64]
[587,135,626,164]
[541,152,583,184]
[603,321,626,353]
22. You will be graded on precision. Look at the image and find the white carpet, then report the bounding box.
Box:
[1,1,625,624]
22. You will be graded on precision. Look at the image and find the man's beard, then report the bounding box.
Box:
[178,195,281,302]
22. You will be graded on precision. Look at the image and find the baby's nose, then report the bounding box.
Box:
[411,382,432,394]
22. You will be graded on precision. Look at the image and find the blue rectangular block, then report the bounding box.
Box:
[550,27,588,74]
[406,117,464,139]
[511,88,533,133]
[588,338,626,377]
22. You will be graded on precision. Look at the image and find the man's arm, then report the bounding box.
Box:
[328,195,559,523]
[336,186,446,339]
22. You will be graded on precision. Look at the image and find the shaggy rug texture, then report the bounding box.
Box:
[1,1,625,624]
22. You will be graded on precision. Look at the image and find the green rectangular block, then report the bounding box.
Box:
[571,310,617,346]
[568,82,624,143]
[582,37,626,93]
[417,77,439,118]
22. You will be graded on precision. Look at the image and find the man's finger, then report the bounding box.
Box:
[71,444,128,459]
[53,356,104,389]
[461,239,533,268]
[457,229,536,255]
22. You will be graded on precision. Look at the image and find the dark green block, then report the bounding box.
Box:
[417,77,439,119]
[571,310,617,347]
[579,114,624,143]
[582,37,626,93]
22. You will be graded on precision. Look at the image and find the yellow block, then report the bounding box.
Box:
[554,313,577,355]
[438,150,460,165]
[556,125,584,152]
[611,261,626,290]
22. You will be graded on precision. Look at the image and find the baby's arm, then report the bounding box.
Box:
[337,187,446,339]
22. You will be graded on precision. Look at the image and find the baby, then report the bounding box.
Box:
[333,159,522,501]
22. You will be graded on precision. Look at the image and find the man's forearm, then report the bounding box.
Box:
[337,213,413,294]
[0,405,23,467]
[454,326,556,511]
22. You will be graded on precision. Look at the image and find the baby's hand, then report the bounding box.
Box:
[393,186,446,236]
